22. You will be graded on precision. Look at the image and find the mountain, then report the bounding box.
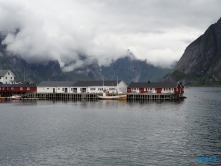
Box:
[101,56,172,83]
[65,58,103,81]
[162,18,221,86]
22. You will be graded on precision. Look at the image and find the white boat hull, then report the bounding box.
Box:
[97,94,127,100]
[10,95,22,100]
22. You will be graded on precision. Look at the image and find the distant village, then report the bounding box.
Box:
[0,69,184,100]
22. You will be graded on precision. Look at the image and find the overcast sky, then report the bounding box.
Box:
[0,0,220,71]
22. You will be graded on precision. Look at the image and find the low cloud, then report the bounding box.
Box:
[0,0,221,70]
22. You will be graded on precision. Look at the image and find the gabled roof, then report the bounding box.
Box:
[0,83,37,87]
[0,70,15,77]
[128,82,180,88]
[73,80,123,87]
[38,81,77,87]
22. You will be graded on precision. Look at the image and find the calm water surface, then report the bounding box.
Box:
[0,87,221,166]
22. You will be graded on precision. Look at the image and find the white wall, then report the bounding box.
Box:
[161,88,174,94]
[36,81,128,94]
[56,87,70,93]
[68,87,87,93]
[117,81,127,93]
[37,87,55,93]
[87,86,117,93]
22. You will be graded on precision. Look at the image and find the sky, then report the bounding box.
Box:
[0,0,220,71]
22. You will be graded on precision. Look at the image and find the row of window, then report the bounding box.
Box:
[163,88,173,91]
[94,88,116,91]
[131,88,174,91]
[4,77,13,80]
[44,88,77,91]
[132,88,153,91]
[43,87,117,92]
[0,87,30,90]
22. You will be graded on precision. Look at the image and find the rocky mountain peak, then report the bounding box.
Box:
[162,18,221,86]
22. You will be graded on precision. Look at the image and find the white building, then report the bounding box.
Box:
[37,81,76,93]
[0,70,15,84]
[37,80,128,94]
[72,80,127,94]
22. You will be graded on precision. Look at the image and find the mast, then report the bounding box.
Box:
[103,77,104,89]
[24,68,25,82]
[116,76,118,93]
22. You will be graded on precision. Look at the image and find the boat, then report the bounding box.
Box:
[0,97,7,101]
[97,77,127,100]
[10,95,22,100]
[97,93,127,100]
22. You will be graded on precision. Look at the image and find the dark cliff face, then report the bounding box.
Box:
[28,60,68,82]
[162,18,221,86]
[65,58,103,81]
[101,56,172,83]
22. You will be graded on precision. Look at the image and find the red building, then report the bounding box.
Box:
[127,82,184,94]
[0,82,37,95]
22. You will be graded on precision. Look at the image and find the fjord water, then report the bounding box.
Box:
[0,87,220,166]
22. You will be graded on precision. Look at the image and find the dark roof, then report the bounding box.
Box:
[17,82,34,85]
[73,80,123,87]
[128,82,180,88]
[0,70,10,77]
[0,83,37,87]
[38,81,77,87]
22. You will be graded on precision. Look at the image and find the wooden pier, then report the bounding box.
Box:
[0,91,185,101]
[23,93,184,101]
[127,93,183,101]
[25,93,102,100]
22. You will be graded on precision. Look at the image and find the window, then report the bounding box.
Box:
[11,87,14,90]
[62,88,64,91]
[8,72,10,75]
[47,88,49,90]
[5,77,7,79]
[144,88,146,91]
[27,87,30,90]
[71,88,77,92]
[90,88,96,90]
[11,77,12,79]
[109,88,115,90]
[58,88,60,90]
[20,87,23,90]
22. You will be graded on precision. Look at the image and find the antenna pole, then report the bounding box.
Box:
[117,76,118,93]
